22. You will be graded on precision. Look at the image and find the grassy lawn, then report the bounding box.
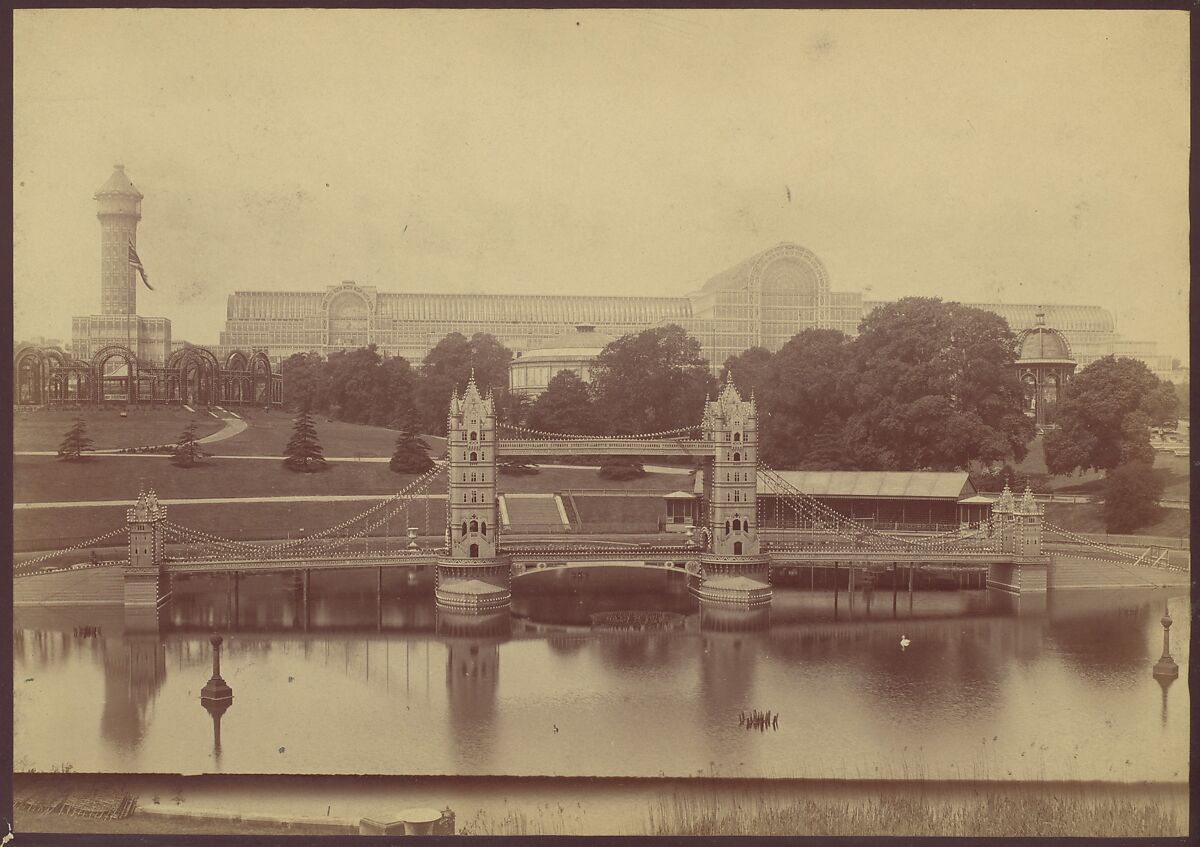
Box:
[14,407,225,451]
[1009,435,1189,502]
[208,409,408,456]
[15,500,452,552]
[1043,502,1190,538]
[14,455,688,504]
[13,455,689,551]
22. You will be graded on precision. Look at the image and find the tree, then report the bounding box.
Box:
[1172,381,1188,422]
[1043,356,1179,475]
[172,421,210,468]
[280,351,326,412]
[1102,461,1165,533]
[754,330,854,468]
[527,371,597,435]
[841,298,1034,470]
[57,417,93,461]
[589,325,714,435]
[720,347,774,402]
[415,332,513,435]
[389,424,434,474]
[283,410,327,472]
[494,388,532,429]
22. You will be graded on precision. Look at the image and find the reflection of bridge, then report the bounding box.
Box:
[18,374,1183,623]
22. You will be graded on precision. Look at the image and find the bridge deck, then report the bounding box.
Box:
[162,545,1017,574]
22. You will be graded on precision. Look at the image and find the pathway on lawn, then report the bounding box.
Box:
[13,493,445,510]
[11,451,695,475]
[197,416,249,443]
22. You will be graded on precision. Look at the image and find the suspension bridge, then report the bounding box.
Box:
[15,375,1186,616]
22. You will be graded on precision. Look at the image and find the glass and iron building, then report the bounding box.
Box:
[220,242,1179,386]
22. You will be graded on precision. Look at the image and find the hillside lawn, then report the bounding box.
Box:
[1011,436,1189,501]
[1043,502,1190,539]
[15,419,1187,551]
[14,407,225,451]
[14,455,688,503]
[13,455,691,552]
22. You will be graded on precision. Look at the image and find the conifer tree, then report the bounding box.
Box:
[389,424,434,474]
[283,409,327,472]
[57,417,93,461]
[173,421,210,468]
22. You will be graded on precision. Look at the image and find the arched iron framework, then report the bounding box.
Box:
[17,344,282,409]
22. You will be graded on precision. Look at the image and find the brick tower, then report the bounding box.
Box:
[96,164,143,316]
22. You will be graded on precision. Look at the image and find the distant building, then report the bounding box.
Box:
[70,165,173,364]
[218,243,1175,384]
[15,166,280,407]
[1012,313,1077,428]
[219,243,863,369]
[508,324,614,397]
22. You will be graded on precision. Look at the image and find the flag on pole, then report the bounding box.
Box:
[128,240,154,291]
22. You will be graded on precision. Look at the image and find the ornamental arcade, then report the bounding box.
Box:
[13,343,282,408]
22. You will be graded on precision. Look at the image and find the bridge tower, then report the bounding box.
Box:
[124,488,171,617]
[986,484,1050,595]
[695,376,771,605]
[1013,485,1045,559]
[436,374,512,611]
[991,484,1015,554]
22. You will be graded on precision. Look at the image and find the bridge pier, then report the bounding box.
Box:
[435,556,513,612]
[692,554,772,607]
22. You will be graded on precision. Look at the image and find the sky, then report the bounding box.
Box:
[12,9,1190,360]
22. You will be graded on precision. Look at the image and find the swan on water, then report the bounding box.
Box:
[900,635,911,650]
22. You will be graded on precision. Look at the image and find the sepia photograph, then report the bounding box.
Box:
[9,7,1191,840]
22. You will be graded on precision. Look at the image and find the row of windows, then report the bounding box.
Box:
[457,519,488,536]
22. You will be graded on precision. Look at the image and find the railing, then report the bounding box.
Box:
[761,522,968,535]
[497,438,715,457]
[559,489,682,497]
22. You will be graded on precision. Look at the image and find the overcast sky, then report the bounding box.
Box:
[13,9,1190,360]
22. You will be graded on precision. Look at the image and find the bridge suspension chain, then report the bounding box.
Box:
[15,526,130,571]
[757,463,996,555]
[161,461,448,560]
[259,461,448,558]
[496,422,703,441]
[162,521,261,556]
[1042,522,1141,562]
[757,464,918,552]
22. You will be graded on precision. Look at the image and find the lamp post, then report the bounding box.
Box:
[1153,599,1179,681]
[200,634,234,758]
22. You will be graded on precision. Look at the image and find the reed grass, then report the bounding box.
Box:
[643,793,1182,838]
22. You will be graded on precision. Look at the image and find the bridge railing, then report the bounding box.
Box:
[497,438,715,457]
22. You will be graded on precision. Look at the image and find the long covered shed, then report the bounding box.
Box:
[693,470,990,532]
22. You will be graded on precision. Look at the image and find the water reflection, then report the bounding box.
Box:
[11,575,1191,781]
[438,611,509,770]
[101,634,166,752]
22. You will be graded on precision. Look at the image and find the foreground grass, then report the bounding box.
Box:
[638,794,1182,838]
[17,809,354,836]
[17,793,1184,838]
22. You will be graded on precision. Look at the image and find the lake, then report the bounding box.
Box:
[12,569,1189,782]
